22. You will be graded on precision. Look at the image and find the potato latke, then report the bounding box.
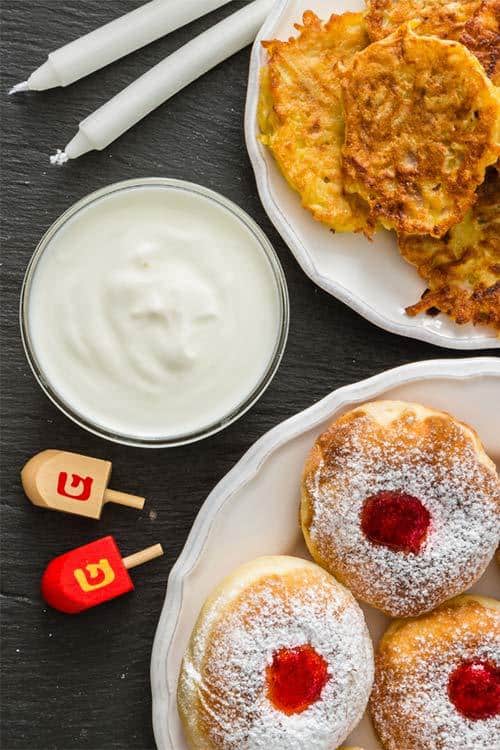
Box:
[258,11,369,232]
[459,0,500,85]
[399,168,500,331]
[341,23,500,237]
[366,0,500,83]
[366,0,482,41]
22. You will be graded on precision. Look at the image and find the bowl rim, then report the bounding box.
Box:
[19,177,290,448]
[243,0,498,351]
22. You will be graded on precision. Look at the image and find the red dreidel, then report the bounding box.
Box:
[22,450,145,519]
[41,536,163,613]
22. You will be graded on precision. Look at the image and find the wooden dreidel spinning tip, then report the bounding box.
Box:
[22,450,145,519]
[41,536,164,613]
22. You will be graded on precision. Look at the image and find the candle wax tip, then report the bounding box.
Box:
[50,149,69,167]
[9,81,29,95]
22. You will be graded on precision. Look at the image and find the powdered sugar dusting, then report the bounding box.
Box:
[371,599,500,749]
[304,403,500,616]
[179,562,374,749]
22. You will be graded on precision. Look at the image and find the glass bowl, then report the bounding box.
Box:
[20,178,289,448]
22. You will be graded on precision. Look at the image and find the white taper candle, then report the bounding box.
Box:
[10,0,233,93]
[51,0,273,164]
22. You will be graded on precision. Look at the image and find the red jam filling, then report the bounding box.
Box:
[266,644,329,715]
[448,659,500,720]
[360,490,430,553]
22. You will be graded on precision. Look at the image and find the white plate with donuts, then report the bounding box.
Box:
[151,357,500,750]
[244,0,499,351]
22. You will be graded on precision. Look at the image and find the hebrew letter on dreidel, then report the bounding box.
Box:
[74,559,115,592]
[57,472,93,501]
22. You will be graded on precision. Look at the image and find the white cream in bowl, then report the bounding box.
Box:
[22,180,288,446]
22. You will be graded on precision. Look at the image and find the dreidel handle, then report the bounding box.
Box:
[103,488,145,510]
[123,544,164,570]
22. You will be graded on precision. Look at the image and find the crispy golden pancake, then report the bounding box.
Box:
[459,0,500,85]
[258,11,369,232]
[366,0,482,42]
[366,0,500,83]
[399,168,500,332]
[341,23,500,237]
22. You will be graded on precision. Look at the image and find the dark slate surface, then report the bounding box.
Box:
[0,2,494,748]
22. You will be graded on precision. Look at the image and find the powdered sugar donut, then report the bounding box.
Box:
[177,556,374,749]
[370,595,500,750]
[301,401,500,617]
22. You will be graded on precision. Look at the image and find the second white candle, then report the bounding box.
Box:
[52,0,274,163]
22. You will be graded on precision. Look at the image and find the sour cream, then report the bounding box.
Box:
[23,180,288,445]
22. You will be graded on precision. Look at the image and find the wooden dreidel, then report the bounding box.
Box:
[21,450,145,519]
[41,536,164,614]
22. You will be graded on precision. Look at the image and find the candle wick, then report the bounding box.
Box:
[9,81,29,95]
[50,149,69,167]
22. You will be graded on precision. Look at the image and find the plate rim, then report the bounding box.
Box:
[150,355,500,750]
[243,0,498,351]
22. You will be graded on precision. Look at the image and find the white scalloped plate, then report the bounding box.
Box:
[244,0,498,350]
[151,357,500,749]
